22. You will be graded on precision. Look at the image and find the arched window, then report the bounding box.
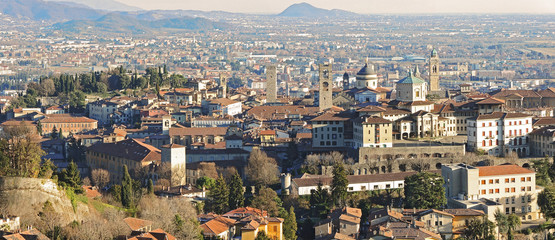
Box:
[416,90,420,98]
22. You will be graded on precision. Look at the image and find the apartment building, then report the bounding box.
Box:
[529,126,555,157]
[442,164,541,221]
[311,112,350,148]
[40,115,98,136]
[466,112,532,156]
[353,116,393,148]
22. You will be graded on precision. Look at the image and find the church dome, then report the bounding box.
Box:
[356,64,377,80]
[397,71,425,84]
[431,49,438,57]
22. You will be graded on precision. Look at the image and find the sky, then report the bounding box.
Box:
[116,0,555,14]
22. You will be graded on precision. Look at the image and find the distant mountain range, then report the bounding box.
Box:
[44,0,141,12]
[0,0,102,21]
[52,13,231,34]
[277,2,358,18]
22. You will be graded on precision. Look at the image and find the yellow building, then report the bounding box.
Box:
[86,138,161,183]
[353,116,393,148]
[222,207,283,240]
[443,209,484,238]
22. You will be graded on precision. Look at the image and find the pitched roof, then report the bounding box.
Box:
[397,73,425,84]
[127,229,176,240]
[41,115,97,123]
[293,171,440,188]
[311,112,350,122]
[88,139,161,163]
[477,164,535,177]
[246,105,320,120]
[124,217,153,231]
[200,216,237,235]
[492,89,541,98]
[529,126,555,137]
[476,97,505,105]
[475,112,531,120]
[442,209,484,216]
[168,127,228,137]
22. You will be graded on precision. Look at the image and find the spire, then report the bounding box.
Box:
[414,65,421,77]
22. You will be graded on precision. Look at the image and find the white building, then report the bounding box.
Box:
[88,100,120,126]
[466,112,532,157]
[289,171,418,196]
[205,98,242,116]
[395,71,427,102]
[442,164,541,221]
[529,126,555,157]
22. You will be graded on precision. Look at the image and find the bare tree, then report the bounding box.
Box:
[91,169,110,188]
[139,195,202,239]
[246,149,279,186]
[198,162,218,179]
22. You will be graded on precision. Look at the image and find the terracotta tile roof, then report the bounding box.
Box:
[223,207,268,219]
[358,116,391,125]
[210,98,239,106]
[539,88,555,98]
[200,216,237,235]
[3,229,49,240]
[477,164,535,177]
[168,127,227,137]
[492,89,541,98]
[295,132,312,139]
[475,112,531,120]
[357,105,387,112]
[124,217,153,231]
[88,138,161,163]
[530,126,555,137]
[533,117,555,127]
[127,229,176,240]
[315,232,356,240]
[442,209,484,216]
[476,97,505,105]
[260,130,276,135]
[41,115,97,123]
[311,112,350,122]
[246,105,320,120]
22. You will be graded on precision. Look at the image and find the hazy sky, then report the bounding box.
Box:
[116,0,555,14]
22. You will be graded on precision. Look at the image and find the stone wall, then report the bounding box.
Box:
[0,177,89,226]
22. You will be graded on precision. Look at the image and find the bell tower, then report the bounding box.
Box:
[429,49,440,91]
[266,65,277,103]
[319,63,333,112]
[342,72,349,90]
[219,73,227,99]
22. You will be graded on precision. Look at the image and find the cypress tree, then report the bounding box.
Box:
[121,165,134,208]
[228,173,244,210]
[147,179,154,195]
[60,161,82,190]
[207,175,229,214]
[331,162,348,207]
[283,206,297,240]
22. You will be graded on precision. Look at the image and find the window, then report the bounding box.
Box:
[521,177,526,182]
[511,188,516,193]
[527,186,532,191]
[489,179,494,184]
[505,198,509,204]
[522,197,526,203]
[481,180,486,185]
[506,208,510,214]
[511,197,515,204]
[495,189,500,193]
[348,187,353,191]
[495,179,500,184]
[527,177,531,181]
[511,178,515,183]
[481,190,486,194]
[505,178,510,183]
[505,188,510,193]
[489,189,494,194]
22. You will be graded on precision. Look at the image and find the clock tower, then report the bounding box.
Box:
[319,63,333,112]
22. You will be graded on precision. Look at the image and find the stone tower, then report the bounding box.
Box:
[219,73,227,99]
[161,144,186,187]
[162,115,171,135]
[266,65,277,104]
[343,72,349,90]
[429,49,440,91]
[319,63,333,111]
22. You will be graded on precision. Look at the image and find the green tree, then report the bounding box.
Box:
[404,172,446,209]
[251,187,284,216]
[538,186,555,220]
[36,121,43,135]
[196,176,216,189]
[59,161,82,192]
[228,173,244,210]
[310,181,331,218]
[255,231,271,240]
[331,162,348,207]
[533,157,553,186]
[121,165,134,208]
[147,179,154,195]
[463,216,496,240]
[494,209,508,240]
[207,176,229,214]
[283,206,297,240]
[507,214,521,240]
